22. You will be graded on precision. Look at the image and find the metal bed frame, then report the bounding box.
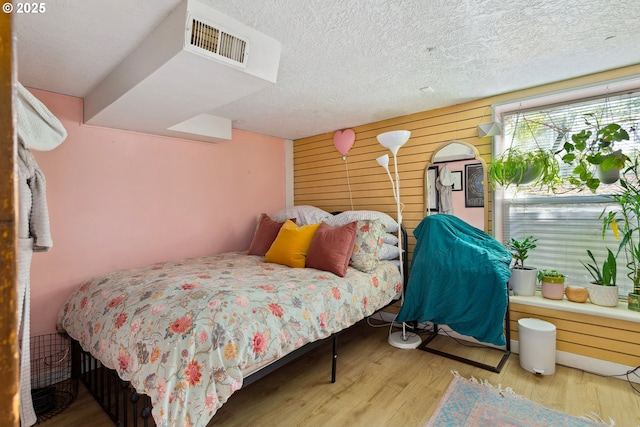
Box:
[416,286,511,373]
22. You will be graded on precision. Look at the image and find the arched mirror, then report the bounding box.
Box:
[424,140,489,232]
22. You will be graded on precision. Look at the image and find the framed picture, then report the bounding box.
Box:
[426,165,439,212]
[451,171,463,191]
[465,163,484,208]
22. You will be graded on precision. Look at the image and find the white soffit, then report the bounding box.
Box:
[167,114,232,142]
[83,0,281,142]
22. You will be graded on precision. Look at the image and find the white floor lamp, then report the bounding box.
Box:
[376,130,421,349]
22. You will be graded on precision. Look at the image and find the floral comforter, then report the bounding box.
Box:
[57,251,401,427]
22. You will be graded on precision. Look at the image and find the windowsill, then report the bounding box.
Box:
[510,293,640,324]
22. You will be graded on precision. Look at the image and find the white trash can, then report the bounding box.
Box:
[518,318,556,375]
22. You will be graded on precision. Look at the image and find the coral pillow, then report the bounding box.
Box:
[306,221,358,277]
[264,220,321,268]
[247,213,295,256]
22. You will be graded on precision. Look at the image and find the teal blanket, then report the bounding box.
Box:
[397,215,512,346]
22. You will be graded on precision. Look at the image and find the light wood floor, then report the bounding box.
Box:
[41,319,640,427]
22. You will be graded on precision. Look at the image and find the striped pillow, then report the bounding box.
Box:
[328,210,398,233]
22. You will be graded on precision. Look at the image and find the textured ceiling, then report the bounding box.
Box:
[14,0,640,140]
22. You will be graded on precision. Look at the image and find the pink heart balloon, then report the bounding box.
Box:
[333,129,356,156]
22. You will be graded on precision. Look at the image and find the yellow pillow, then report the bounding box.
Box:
[264,220,321,268]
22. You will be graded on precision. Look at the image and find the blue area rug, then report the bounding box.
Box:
[424,372,612,427]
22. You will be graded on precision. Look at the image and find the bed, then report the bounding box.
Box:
[57,207,406,427]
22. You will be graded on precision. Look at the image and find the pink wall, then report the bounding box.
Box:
[27,89,287,336]
[435,160,484,230]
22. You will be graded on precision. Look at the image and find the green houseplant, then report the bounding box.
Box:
[488,112,563,190]
[560,118,630,191]
[505,236,538,296]
[537,269,565,300]
[506,236,537,269]
[490,116,630,192]
[489,147,561,189]
[599,159,640,311]
[537,269,565,281]
[581,249,617,287]
[581,248,619,307]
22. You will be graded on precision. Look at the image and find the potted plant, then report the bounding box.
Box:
[491,116,630,192]
[489,147,561,189]
[560,118,630,191]
[506,236,538,296]
[581,248,619,307]
[538,269,565,300]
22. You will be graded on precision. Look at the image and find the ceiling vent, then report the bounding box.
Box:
[83,0,281,142]
[189,19,247,66]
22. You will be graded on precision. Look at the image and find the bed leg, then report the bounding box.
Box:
[141,395,153,426]
[71,340,81,381]
[106,369,112,421]
[122,380,130,426]
[331,335,337,383]
[130,388,140,427]
[114,371,120,422]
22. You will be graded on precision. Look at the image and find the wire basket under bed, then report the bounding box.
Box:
[30,333,78,422]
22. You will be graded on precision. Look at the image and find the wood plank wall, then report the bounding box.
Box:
[511,303,640,367]
[293,64,640,367]
[294,101,494,260]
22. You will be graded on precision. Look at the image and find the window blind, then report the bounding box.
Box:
[503,197,629,293]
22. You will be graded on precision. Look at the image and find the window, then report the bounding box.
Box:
[493,78,640,298]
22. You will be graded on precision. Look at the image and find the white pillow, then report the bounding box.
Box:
[380,243,401,260]
[271,205,333,226]
[328,210,399,233]
[384,233,399,245]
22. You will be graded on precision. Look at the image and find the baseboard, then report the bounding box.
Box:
[376,310,639,384]
[511,340,640,384]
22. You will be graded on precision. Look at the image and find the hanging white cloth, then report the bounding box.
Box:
[436,165,454,214]
[16,83,67,152]
[16,82,66,427]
